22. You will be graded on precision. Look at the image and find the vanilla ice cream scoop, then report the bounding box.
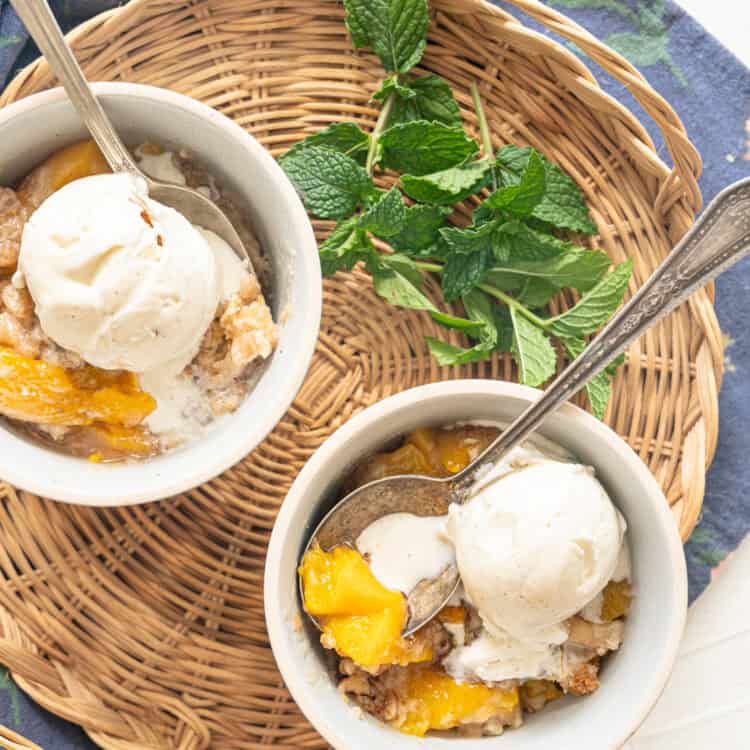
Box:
[445,457,626,646]
[19,173,220,375]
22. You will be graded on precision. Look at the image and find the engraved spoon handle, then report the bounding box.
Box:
[10,0,140,175]
[452,176,750,495]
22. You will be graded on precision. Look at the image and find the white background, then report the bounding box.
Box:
[627,3,750,748]
[678,0,750,67]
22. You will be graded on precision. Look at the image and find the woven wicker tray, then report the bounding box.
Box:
[0,0,722,748]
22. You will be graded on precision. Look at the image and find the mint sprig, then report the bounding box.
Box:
[401,158,493,204]
[283,123,370,165]
[379,121,479,176]
[388,204,452,254]
[509,306,558,387]
[496,145,598,234]
[279,146,374,219]
[359,186,408,236]
[343,0,429,73]
[279,0,632,419]
[376,74,462,128]
[563,338,625,419]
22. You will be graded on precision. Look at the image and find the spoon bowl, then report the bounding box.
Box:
[304,474,456,634]
[146,179,252,266]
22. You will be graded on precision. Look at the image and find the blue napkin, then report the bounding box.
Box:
[1,0,749,746]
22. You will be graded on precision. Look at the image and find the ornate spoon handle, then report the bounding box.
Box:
[453,177,750,494]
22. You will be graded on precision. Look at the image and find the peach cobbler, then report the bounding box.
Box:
[299,426,632,738]
[0,140,277,461]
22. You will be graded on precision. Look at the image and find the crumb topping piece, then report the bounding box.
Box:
[0,188,26,269]
[195,274,278,391]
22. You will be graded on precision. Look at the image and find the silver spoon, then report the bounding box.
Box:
[11,0,254,269]
[305,176,750,636]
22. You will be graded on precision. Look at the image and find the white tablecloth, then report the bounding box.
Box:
[628,536,750,748]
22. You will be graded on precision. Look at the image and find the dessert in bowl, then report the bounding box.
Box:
[0,83,321,504]
[298,424,632,737]
[265,381,687,750]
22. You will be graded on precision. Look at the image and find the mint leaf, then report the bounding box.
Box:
[442,247,492,302]
[280,146,373,219]
[342,0,371,46]
[509,307,557,387]
[379,121,479,176]
[485,150,546,216]
[606,352,626,375]
[483,268,523,294]
[388,204,452,253]
[462,289,499,347]
[283,123,370,165]
[319,218,375,275]
[373,75,416,101]
[425,338,493,365]
[438,221,504,302]
[583,374,612,421]
[486,247,612,293]
[401,158,492,204]
[372,268,436,310]
[516,278,559,308]
[438,220,510,262]
[496,145,597,234]
[343,0,429,73]
[494,305,514,351]
[387,74,462,127]
[359,186,408,237]
[562,337,621,420]
[472,203,498,227]
[430,311,486,333]
[547,260,632,337]
[373,252,424,287]
[439,221,496,256]
[493,221,571,261]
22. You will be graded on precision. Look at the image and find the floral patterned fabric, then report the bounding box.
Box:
[0,0,749,745]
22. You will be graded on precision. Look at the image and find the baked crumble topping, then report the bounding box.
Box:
[0,140,278,461]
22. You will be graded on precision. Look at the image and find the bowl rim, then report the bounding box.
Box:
[0,82,322,505]
[264,379,688,749]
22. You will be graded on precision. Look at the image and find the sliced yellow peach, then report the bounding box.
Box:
[91,424,158,457]
[436,429,473,474]
[396,668,520,737]
[353,425,501,487]
[17,139,110,211]
[0,347,155,427]
[299,545,433,668]
[437,605,466,625]
[299,545,399,616]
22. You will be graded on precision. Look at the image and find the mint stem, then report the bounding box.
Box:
[366,91,396,175]
[470,81,497,191]
[415,261,443,273]
[479,282,548,327]
[417,260,547,328]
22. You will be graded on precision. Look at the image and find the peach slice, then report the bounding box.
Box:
[0,347,155,427]
[299,545,434,668]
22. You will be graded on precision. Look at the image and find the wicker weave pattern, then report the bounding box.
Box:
[0,724,42,750]
[0,0,720,748]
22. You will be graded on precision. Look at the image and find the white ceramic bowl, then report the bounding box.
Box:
[0,83,321,505]
[265,380,687,750]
